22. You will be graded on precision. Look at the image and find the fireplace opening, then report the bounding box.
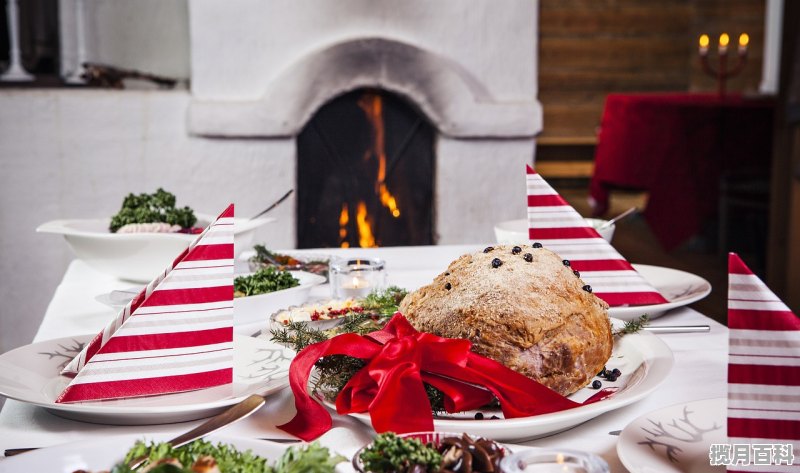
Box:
[297,89,435,248]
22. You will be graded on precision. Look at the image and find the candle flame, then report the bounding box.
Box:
[699,34,709,48]
[719,33,730,47]
[739,33,749,47]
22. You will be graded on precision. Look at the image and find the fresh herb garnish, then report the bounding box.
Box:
[109,188,196,233]
[113,439,343,473]
[613,314,649,337]
[359,433,442,473]
[234,267,300,297]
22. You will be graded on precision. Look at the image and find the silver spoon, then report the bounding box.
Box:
[250,190,293,220]
[596,207,637,230]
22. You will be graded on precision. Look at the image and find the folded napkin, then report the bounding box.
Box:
[56,204,235,403]
[526,166,667,306]
[727,253,800,471]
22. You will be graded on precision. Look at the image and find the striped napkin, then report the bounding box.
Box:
[727,253,800,471]
[526,166,667,306]
[56,205,235,403]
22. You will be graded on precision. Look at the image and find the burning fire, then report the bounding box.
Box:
[356,202,377,248]
[338,201,377,248]
[338,92,403,248]
[358,93,401,219]
[338,203,350,248]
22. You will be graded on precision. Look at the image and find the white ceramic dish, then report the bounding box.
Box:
[234,270,327,326]
[609,264,712,321]
[0,334,293,425]
[37,213,274,282]
[618,398,726,473]
[495,218,615,244]
[324,319,674,442]
[0,433,291,473]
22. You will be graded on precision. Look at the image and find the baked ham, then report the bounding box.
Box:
[399,245,612,396]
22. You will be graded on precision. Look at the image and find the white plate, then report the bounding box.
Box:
[326,319,674,442]
[37,213,274,282]
[609,264,712,321]
[618,398,726,473]
[0,433,290,473]
[0,334,293,425]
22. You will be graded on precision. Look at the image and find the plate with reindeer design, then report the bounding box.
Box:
[0,334,293,425]
[618,397,726,473]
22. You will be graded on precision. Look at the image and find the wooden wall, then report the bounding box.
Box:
[538,0,766,144]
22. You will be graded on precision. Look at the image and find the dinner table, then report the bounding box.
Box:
[0,244,728,472]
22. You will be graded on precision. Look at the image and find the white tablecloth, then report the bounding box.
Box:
[0,245,728,472]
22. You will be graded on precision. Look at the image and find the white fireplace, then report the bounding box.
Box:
[187,0,541,246]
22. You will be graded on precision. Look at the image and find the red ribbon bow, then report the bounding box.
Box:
[278,313,586,441]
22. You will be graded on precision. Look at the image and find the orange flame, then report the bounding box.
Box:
[358,93,401,219]
[356,201,377,248]
[339,203,350,248]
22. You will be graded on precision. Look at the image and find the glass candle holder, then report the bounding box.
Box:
[329,257,386,299]
[499,448,610,473]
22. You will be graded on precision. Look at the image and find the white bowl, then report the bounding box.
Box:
[234,270,327,326]
[37,213,274,282]
[494,218,615,244]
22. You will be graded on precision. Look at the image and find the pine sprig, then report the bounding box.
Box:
[613,314,649,337]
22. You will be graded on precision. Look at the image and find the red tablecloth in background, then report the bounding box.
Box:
[589,93,774,250]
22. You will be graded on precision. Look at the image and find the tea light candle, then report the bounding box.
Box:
[500,449,608,473]
[340,275,371,298]
[329,257,387,300]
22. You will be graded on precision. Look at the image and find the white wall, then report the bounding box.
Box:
[0,90,294,355]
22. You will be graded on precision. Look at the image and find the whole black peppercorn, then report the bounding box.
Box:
[562,259,571,267]
[532,242,543,248]
[582,284,593,293]
[511,246,522,255]
[592,380,602,389]
[523,253,533,262]
[573,270,581,278]
[445,282,452,290]
[491,258,503,268]
[483,246,494,253]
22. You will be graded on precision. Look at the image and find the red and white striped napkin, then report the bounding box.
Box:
[727,253,800,471]
[56,205,235,403]
[526,166,667,306]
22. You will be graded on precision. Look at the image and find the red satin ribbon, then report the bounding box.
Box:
[278,313,586,441]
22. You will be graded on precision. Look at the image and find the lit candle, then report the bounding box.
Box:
[738,33,749,54]
[340,275,371,298]
[719,33,730,55]
[698,34,710,56]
